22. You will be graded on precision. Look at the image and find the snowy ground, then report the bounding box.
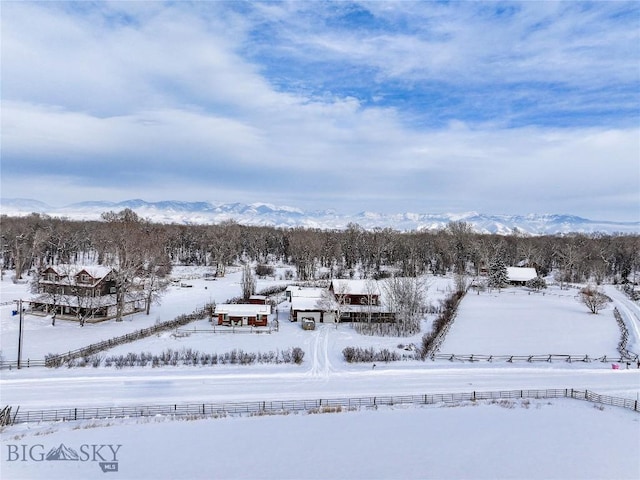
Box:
[2,399,639,480]
[2,267,640,479]
[441,287,621,357]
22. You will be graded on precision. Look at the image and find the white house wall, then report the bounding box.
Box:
[323,312,336,323]
[296,311,321,323]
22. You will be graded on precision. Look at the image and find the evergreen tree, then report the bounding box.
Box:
[488,257,509,288]
[525,276,547,291]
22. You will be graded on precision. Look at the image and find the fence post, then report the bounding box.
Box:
[74,408,77,421]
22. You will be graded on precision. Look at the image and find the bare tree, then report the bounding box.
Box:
[382,276,428,335]
[317,281,351,324]
[360,278,379,324]
[240,263,256,300]
[288,228,323,280]
[99,209,157,321]
[454,273,470,294]
[207,220,242,277]
[142,261,171,315]
[579,285,611,314]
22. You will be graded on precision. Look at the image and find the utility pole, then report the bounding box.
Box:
[16,299,23,369]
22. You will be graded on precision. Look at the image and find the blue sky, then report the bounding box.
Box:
[1,1,639,221]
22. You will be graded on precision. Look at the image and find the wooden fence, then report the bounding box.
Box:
[0,304,214,370]
[0,359,46,370]
[1,388,636,426]
[613,307,638,360]
[431,353,640,363]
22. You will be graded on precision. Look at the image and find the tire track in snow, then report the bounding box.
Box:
[307,325,331,379]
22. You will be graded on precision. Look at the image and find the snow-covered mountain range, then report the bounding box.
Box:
[1,198,638,235]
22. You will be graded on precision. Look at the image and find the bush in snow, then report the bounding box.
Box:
[292,347,305,364]
[526,276,547,291]
[255,264,275,278]
[72,347,307,368]
[342,346,405,363]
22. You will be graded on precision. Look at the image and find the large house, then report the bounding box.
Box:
[30,264,144,321]
[329,279,395,322]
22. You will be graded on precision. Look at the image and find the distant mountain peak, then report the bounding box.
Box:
[0,198,637,235]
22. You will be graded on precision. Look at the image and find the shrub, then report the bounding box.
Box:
[526,276,547,291]
[292,347,305,364]
[255,264,275,278]
[342,346,404,363]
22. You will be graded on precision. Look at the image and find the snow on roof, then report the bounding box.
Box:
[289,287,325,298]
[215,304,271,316]
[507,267,537,282]
[48,264,113,279]
[291,297,323,311]
[330,279,380,295]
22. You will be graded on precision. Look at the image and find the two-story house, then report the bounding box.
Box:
[31,265,143,322]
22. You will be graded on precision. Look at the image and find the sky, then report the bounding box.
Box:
[1,1,639,221]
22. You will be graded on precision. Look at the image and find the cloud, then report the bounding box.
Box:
[1,1,638,221]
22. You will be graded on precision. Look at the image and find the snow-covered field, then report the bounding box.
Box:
[2,399,639,480]
[2,267,640,479]
[441,287,621,357]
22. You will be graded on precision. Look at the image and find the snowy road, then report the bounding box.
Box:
[605,285,640,353]
[2,363,638,410]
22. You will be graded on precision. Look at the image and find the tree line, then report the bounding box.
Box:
[2,210,638,286]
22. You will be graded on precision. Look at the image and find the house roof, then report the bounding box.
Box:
[41,264,114,288]
[291,297,323,311]
[44,263,113,280]
[507,267,537,282]
[330,279,381,296]
[47,264,113,279]
[215,304,271,316]
[289,287,326,299]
